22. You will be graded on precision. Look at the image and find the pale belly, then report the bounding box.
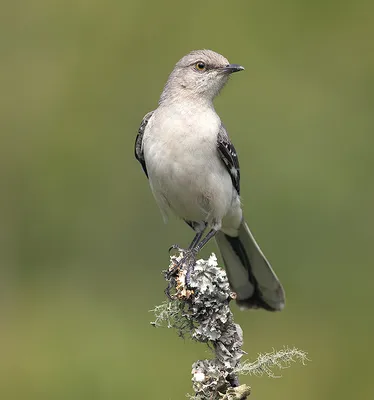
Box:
[142,104,242,231]
[148,142,233,222]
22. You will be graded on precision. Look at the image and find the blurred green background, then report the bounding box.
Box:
[1,0,373,399]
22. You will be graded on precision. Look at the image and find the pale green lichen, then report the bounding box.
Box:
[237,347,309,378]
[151,253,308,400]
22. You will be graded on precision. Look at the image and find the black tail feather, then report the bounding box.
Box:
[223,234,278,311]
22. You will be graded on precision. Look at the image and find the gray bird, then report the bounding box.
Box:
[135,50,285,311]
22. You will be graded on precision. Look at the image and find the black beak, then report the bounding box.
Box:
[223,64,245,73]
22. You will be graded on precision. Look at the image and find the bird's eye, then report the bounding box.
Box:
[195,61,206,71]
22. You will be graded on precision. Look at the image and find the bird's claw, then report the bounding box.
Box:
[168,244,183,254]
[165,248,197,283]
[167,245,187,279]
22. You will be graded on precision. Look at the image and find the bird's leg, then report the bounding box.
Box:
[166,228,219,291]
[181,225,208,284]
[185,228,218,286]
[167,224,207,280]
[167,242,192,279]
[193,228,218,252]
[188,229,206,250]
[180,231,204,285]
[166,238,199,280]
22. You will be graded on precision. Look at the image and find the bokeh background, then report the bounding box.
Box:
[1,0,373,399]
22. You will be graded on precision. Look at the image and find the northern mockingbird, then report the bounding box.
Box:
[135,50,285,311]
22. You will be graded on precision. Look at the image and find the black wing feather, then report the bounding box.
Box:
[134,111,154,178]
[217,124,241,195]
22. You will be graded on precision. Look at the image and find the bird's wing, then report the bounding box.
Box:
[134,110,154,178]
[217,124,241,195]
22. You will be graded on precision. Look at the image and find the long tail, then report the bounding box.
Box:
[215,220,285,311]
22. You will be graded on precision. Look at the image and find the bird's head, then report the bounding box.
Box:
[159,49,244,104]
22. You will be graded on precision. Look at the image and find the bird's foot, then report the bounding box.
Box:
[166,244,184,281]
[166,247,197,286]
[164,248,197,301]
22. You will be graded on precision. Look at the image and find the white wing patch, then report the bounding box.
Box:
[230,166,238,178]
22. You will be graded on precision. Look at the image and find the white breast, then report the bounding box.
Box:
[143,102,237,228]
